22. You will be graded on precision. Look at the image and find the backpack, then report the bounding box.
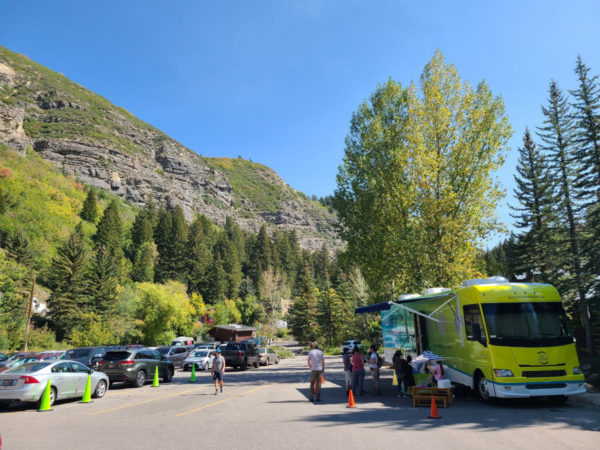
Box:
[377,353,383,368]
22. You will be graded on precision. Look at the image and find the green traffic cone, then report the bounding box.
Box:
[38,379,53,412]
[152,365,159,387]
[189,364,196,383]
[80,373,92,403]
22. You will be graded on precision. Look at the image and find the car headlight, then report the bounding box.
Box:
[493,369,514,377]
[573,367,583,375]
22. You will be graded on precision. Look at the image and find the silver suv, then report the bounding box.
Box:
[156,346,189,368]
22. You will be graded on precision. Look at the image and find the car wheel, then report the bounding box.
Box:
[0,400,10,409]
[254,359,259,368]
[476,373,492,403]
[93,380,107,398]
[276,357,280,364]
[241,359,248,371]
[38,386,56,408]
[135,370,146,388]
[163,367,174,383]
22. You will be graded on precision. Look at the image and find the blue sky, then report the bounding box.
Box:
[2,1,600,246]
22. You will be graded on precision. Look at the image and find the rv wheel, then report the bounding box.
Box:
[476,373,492,403]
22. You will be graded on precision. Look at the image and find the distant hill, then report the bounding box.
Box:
[0,46,340,252]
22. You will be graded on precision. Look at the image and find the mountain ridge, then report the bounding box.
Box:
[0,46,340,251]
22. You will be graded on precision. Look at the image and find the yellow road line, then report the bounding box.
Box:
[177,384,271,417]
[89,385,209,416]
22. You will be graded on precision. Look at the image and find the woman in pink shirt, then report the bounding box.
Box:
[350,347,365,396]
[433,360,445,381]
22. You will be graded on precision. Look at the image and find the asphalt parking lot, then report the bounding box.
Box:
[1,356,599,449]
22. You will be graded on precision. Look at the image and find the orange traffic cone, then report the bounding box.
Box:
[346,389,356,408]
[428,396,441,419]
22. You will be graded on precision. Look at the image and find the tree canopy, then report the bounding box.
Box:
[334,51,511,296]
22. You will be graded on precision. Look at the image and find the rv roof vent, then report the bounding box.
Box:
[462,276,509,287]
[399,293,421,300]
[424,287,451,295]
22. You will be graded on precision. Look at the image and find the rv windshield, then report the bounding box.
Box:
[481,302,572,347]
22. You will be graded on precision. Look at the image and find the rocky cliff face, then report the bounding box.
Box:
[0,46,340,251]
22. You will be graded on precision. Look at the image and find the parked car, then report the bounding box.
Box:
[257,348,280,366]
[0,353,33,370]
[221,342,260,370]
[0,360,109,409]
[182,350,215,371]
[96,349,174,387]
[155,346,189,368]
[171,337,194,346]
[341,340,362,353]
[60,346,121,369]
[193,342,219,350]
[0,353,63,373]
[0,353,8,362]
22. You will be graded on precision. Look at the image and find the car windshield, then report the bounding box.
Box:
[192,351,208,357]
[104,351,132,361]
[5,362,51,373]
[156,347,169,355]
[62,349,93,359]
[258,349,265,353]
[482,302,572,347]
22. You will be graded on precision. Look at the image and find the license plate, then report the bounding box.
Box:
[108,364,114,368]
[1,379,16,386]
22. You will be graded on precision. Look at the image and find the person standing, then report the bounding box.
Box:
[307,342,325,402]
[392,350,404,395]
[402,355,415,396]
[211,348,225,395]
[350,346,365,396]
[368,345,381,395]
[342,347,352,395]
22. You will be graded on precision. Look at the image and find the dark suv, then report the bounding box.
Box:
[97,348,174,387]
[60,346,119,369]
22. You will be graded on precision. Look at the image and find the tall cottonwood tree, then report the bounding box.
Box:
[334,51,511,296]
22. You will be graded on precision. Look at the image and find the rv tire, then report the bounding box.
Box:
[475,372,492,403]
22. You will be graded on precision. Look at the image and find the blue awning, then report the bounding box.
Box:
[354,302,391,314]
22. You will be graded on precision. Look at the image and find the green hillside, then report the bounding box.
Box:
[0,144,135,269]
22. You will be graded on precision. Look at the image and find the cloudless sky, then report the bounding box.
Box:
[2,1,600,246]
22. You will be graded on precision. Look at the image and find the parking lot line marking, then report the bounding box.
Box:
[88,385,209,416]
[177,384,271,417]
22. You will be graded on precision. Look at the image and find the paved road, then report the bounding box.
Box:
[1,355,599,449]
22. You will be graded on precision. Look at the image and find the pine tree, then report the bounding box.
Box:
[213,233,242,300]
[287,262,319,344]
[93,200,124,263]
[47,223,90,340]
[87,246,119,319]
[186,218,213,296]
[538,80,592,353]
[153,207,171,282]
[570,57,600,355]
[131,242,156,282]
[155,206,188,283]
[131,210,154,249]
[80,189,99,223]
[571,56,600,203]
[313,244,331,289]
[510,128,557,282]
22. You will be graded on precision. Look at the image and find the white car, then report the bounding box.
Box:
[341,340,362,353]
[0,361,108,409]
[182,350,215,371]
